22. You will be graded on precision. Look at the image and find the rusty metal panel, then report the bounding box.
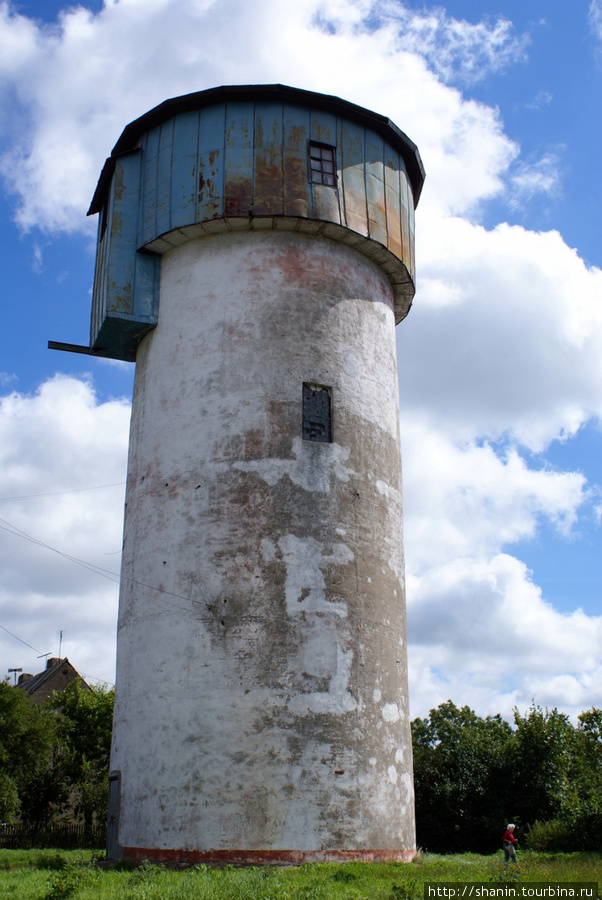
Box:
[252,102,283,216]
[224,102,253,217]
[197,103,226,222]
[384,145,403,262]
[140,127,160,246]
[171,111,201,230]
[339,120,368,236]
[407,172,416,280]
[90,151,159,359]
[106,155,137,314]
[365,129,387,248]
[399,160,411,275]
[311,183,342,226]
[309,108,337,147]
[156,119,175,237]
[282,104,310,218]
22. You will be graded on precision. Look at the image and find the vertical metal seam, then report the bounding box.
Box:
[382,134,389,255]
[338,116,346,230]
[362,126,369,240]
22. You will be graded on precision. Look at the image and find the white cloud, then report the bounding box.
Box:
[508,150,564,208]
[590,0,602,45]
[399,413,601,720]
[525,89,553,110]
[401,419,588,572]
[408,554,602,720]
[372,2,529,85]
[0,375,129,684]
[400,216,602,451]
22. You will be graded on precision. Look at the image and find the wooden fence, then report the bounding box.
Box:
[0,823,106,850]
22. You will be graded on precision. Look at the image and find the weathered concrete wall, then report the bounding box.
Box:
[110,229,414,861]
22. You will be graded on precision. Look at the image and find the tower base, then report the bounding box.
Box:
[120,847,417,866]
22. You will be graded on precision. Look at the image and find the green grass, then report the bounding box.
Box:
[0,851,599,900]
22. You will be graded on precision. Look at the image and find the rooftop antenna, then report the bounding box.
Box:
[8,668,22,685]
[58,630,63,658]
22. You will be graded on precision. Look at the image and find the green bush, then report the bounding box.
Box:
[525,819,573,851]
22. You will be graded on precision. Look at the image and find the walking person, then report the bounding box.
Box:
[502,823,519,869]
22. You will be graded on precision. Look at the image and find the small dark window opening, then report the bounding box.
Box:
[303,384,332,443]
[308,142,336,187]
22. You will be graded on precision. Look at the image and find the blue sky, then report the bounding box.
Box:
[0,0,600,719]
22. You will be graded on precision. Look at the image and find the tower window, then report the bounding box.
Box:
[302,384,332,443]
[308,142,336,186]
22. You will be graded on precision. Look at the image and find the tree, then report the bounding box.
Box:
[46,681,114,829]
[564,708,602,849]
[0,680,56,822]
[412,700,513,853]
[510,704,576,828]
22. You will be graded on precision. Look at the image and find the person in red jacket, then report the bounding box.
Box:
[502,823,519,867]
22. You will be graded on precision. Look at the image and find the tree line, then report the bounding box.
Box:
[1,682,601,854]
[412,700,602,853]
[0,679,113,830]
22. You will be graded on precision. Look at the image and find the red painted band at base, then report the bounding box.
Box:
[120,847,417,865]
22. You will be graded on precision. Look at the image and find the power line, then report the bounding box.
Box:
[0,516,203,615]
[0,624,45,655]
[0,482,127,504]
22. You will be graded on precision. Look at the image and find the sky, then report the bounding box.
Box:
[0,0,600,723]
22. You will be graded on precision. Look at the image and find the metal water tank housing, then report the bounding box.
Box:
[88,84,424,360]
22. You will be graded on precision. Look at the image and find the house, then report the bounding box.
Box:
[16,657,89,704]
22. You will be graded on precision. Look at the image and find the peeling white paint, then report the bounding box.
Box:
[376,479,401,505]
[388,765,398,784]
[278,533,352,618]
[234,437,354,493]
[382,702,400,723]
[288,645,357,715]
[384,536,405,582]
[260,537,278,562]
[401,771,414,803]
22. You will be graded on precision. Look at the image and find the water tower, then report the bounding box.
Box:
[84,84,424,863]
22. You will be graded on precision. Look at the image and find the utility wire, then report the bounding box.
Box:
[0,482,128,503]
[0,623,45,655]
[0,516,203,614]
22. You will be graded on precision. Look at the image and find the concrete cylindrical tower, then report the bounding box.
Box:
[87,85,424,864]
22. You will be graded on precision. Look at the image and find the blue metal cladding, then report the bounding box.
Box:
[89,88,423,361]
[90,151,159,360]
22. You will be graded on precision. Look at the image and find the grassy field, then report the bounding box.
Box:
[0,849,600,899]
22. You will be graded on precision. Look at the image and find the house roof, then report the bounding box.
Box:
[18,657,89,703]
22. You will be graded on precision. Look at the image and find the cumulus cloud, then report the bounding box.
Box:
[508,150,564,208]
[400,217,602,450]
[371,2,529,85]
[0,375,129,683]
[0,0,600,720]
[408,553,602,718]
